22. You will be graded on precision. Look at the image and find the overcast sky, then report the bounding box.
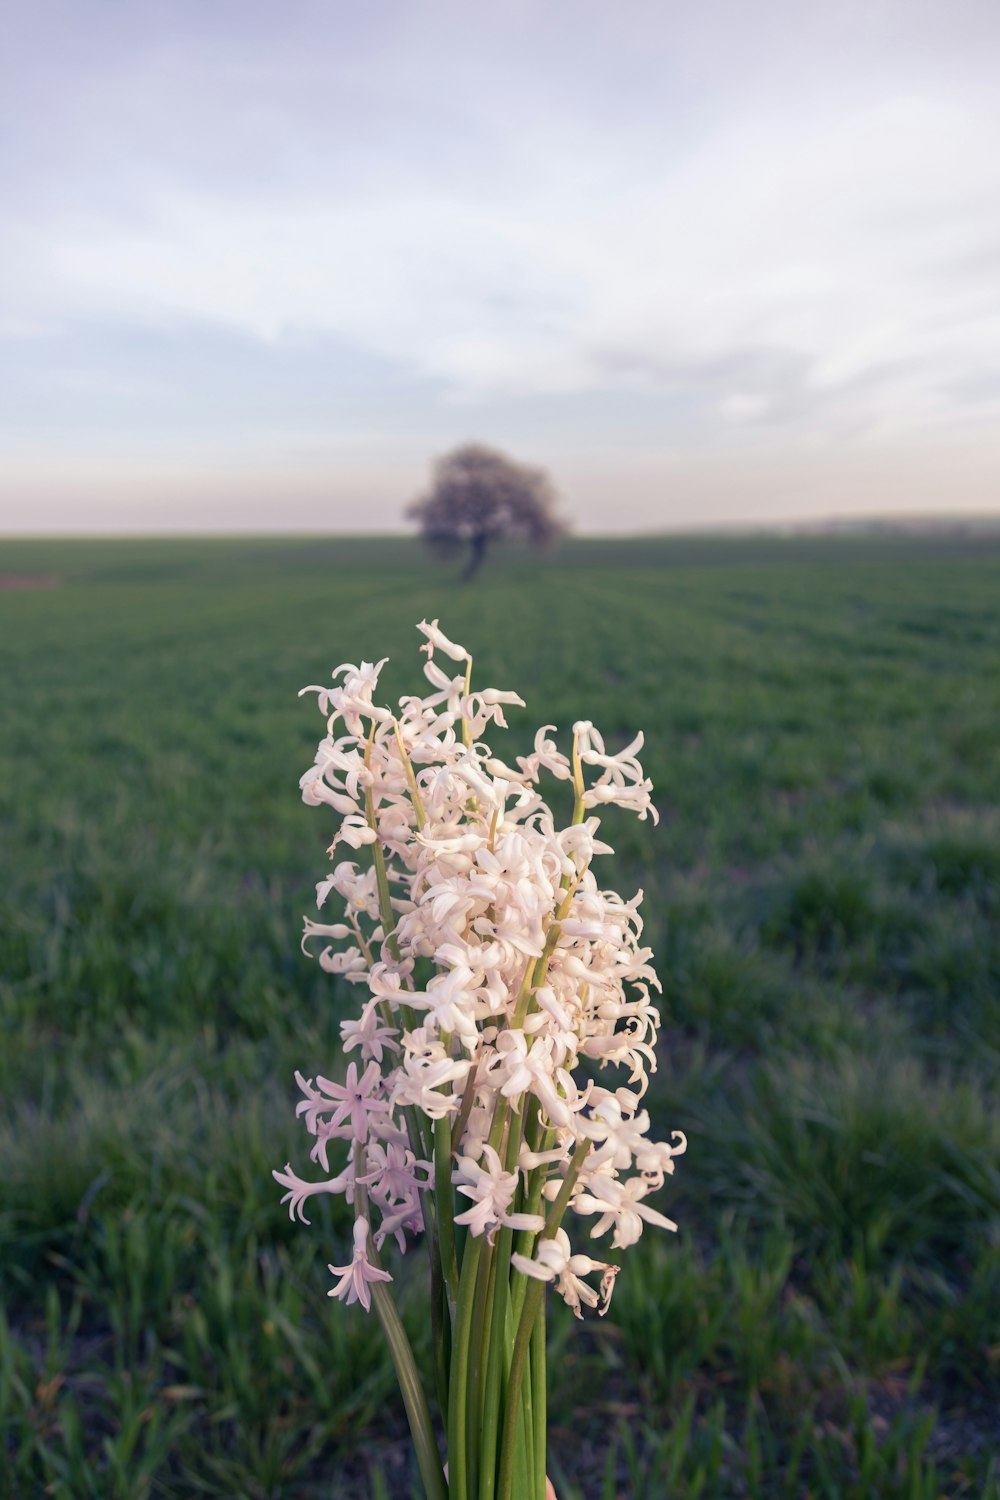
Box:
[2,0,999,533]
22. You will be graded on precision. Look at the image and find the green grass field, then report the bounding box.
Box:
[1,534,998,1499]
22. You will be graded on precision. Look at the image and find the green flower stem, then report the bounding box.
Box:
[487,1096,509,1157]
[470,1242,497,1500]
[531,1296,546,1499]
[496,1141,593,1500]
[363,755,434,1164]
[372,992,432,1184]
[511,945,554,1030]
[510,1128,556,1325]
[476,1113,525,1498]
[447,1230,484,1500]
[496,1285,545,1500]
[434,1115,460,1305]
[451,1056,481,1152]
[363,731,400,951]
[370,1280,448,1500]
[430,1231,450,1417]
[510,867,585,1037]
[462,657,473,748]
[515,1354,534,1500]
[354,1151,447,1500]
[510,1264,538,1500]
[368,817,401,964]
[392,718,427,829]
[571,733,586,824]
[467,1238,496,1497]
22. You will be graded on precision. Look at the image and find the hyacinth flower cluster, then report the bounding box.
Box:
[275,621,685,1500]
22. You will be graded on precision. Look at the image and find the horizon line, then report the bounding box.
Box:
[4,510,1000,543]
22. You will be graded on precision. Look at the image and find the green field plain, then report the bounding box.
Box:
[1,534,998,1498]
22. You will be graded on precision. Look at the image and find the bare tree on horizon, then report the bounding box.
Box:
[407,443,566,580]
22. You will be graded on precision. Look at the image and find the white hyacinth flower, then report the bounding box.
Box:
[277,620,682,1318]
[510,1228,620,1318]
[453,1145,546,1241]
[327,1216,393,1311]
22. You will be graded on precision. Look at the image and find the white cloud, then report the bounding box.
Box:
[2,0,1000,528]
[20,93,998,419]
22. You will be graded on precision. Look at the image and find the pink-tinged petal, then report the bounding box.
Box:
[503,1211,546,1232]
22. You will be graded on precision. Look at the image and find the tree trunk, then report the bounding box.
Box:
[461,531,489,581]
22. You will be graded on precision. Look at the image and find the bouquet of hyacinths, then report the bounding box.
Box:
[274,621,686,1500]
